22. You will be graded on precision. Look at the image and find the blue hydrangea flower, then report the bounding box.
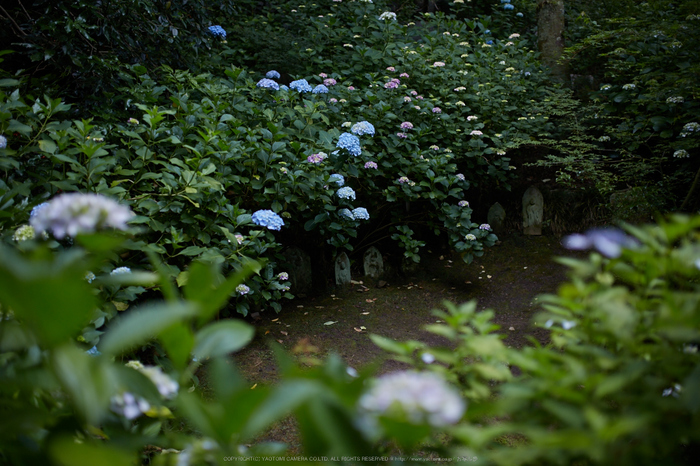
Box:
[501,0,511,3]
[312,84,329,94]
[252,209,285,231]
[0,135,6,149]
[30,202,49,218]
[257,78,280,90]
[486,40,494,45]
[329,174,345,187]
[279,85,289,91]
[504,4,514,10]
[351,121,375,137]
[484,30,491,34]
[337,187,356,200]
[290,79,312,93]
[339,208,354,220]
[352,207,370,220]
[516,12,524,17]
[336,132,362,156]
[266,70,281,79]
[207,25,227,39]
[86,346,101,356]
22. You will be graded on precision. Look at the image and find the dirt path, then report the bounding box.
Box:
[234,234,574,384]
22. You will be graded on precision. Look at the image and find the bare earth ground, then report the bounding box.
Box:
[221,233,578,449]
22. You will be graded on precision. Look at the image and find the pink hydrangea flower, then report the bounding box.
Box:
[324,78,337,86]
[400,73,409,78]
[386,66,395,72]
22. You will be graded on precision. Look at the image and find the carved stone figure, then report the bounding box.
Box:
[522,186,544,235]
[487,202,506,234]
[281,247,312,294]
[363,247,384,279]
[335,252,351,286]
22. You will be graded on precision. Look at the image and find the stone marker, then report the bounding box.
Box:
[281,247,312,295]
[363,246,384,279]
[522,186,544,235]
[487,202,506,234]
[335,252,351,286]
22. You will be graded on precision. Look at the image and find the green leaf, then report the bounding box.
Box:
[159,323,194,370]
[0,246,96,347]
[100,301,198,355]
[38,139,57,154]
[49,435,136,466]
[192,320,254,359]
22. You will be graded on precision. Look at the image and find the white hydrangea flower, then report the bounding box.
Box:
[13,224,35,241]
[30,193,134,239]
[126,360,179,399]
[359,371,465,426]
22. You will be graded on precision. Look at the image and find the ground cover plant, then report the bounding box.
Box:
[1,0,700,464]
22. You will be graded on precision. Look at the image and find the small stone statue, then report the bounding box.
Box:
[522,186,544,235]
[363,247,384,279]
[487,202,506,234]
[335,252,351,286]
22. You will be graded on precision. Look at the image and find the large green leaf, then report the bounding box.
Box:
[100,301,198,355]
[192,320,254,359]
[0,246,96,347]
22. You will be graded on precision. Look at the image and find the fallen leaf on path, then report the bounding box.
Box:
[360,326,366,330]
[361,312,370,315]
[354,327,363,332]
[350,280,363,285]
[323,321,338,326]
[251,384,257,390]
[271,318,279,322]
[465,281,472,284]
[280,331,288,336]
[487,275,492,278]
[509,327,515,331]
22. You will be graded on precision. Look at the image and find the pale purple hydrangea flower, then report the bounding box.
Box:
[329,98,338,103]
[433,61,446,67]
[400,122,414,130]
[400,73,409,78]
[467,115,478,121]
[479,224,491,230]
[398,176,411,184]
[456,173,465,181]
[324,78,337,86]
[432,107,442,113]
[319,73,328,78]
[465,234,477,241]
[359,371,465,426]
[404,96,412,102]
[236,284,250,295]
[278,272,289,281]
[562,228,639,258]
[470,130,483,136]
[397,132,408,138]
[364,161,378,169]
[30,193,134,239]
[111,393,150,420]
[386,66,396,71]
[384,81,399,89]
[458,200,469,207]
[307,153,326,163]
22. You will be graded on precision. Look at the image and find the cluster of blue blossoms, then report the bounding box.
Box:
[337,187,356,200]
[256,78,280,90]
[251,209,285,231]
[290,79,313,93]
[208,25,227,39]
[312,84,329,94]
[329,174,345,187]
[351,121,375,137]
[336,133,362,156]
[266,70,281,79]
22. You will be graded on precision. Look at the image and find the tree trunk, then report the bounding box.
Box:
[537,0,568,83]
